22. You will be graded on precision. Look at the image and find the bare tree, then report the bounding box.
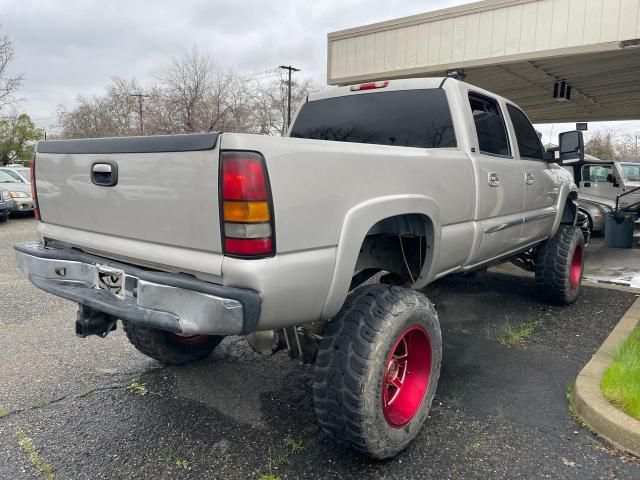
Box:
[58,77,141,138]
[584,129,640,162]
[247,74,317,136]
[0,31,23,112]
[585,130,616,160]
[618,133,640,162]
[57,46,318,139]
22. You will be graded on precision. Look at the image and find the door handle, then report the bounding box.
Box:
[91,162,118,187]
[524,172,534,185]
[488,172,500,187]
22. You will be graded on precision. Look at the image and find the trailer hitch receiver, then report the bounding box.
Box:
[75,305,118,338]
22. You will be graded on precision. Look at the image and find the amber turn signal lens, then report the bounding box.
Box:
[223,201,270,223]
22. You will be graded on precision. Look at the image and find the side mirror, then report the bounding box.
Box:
[558,130,584,165]
[606,173,615,183]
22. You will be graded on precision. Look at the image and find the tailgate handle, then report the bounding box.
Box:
[91,162,118,187]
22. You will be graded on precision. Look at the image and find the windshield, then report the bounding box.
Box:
[290,89,456,149]
[620,163,640,181]
[0,169,24,182]
[0,170,17,183]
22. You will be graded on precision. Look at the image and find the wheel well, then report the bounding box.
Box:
[353,214,434,286]
[579,207,592,225]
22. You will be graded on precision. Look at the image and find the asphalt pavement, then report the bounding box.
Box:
[1,217,639,479]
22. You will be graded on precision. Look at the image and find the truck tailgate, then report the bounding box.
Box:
[35,133,223,274]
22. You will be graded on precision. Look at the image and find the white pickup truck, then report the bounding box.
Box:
[16,77,589,458]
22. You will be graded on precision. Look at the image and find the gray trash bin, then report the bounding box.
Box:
[604,212,636,248]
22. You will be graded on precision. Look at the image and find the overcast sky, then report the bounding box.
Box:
[1,0,638,142]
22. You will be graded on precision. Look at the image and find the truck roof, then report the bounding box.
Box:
[308,77,447,102]
[307,77,515,108]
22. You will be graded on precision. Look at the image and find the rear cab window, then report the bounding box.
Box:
[290,89,456,149]
[468,93,511,157]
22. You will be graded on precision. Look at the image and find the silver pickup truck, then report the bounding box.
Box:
[16,77,589,459]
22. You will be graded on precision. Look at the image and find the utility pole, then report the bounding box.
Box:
[130,93,150,135]
[278,65,300,133]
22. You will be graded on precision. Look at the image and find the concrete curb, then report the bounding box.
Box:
[489,264,640,293]
[573,297,640,456]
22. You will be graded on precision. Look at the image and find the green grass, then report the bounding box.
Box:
[498,320,536,346]
[126,379,148,396]
[283,437,304,454]
[16,431,55,480]
[601,328,640,420]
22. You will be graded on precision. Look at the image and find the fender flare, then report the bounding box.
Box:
[320,195,440,320]
[549,183,579,238]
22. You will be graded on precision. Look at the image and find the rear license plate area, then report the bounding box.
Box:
[96,264,124,298]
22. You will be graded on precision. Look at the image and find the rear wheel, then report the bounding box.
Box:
[535,225,585,305]
[313,285,441,459]
[122,321,223,365]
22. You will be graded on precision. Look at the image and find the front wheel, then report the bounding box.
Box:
[313,285,442,459]
[535,225,585,305]
[122,321,224,365]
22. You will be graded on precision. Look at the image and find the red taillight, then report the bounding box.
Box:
[30,153,40,220]
[225,238,272,256]
[350,81,389,91]
[221,151,274,257]
[222,155,268,201]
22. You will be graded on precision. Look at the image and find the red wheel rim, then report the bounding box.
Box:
[569,245,583,290]
[382,325,432,428]
[167,333,208,345]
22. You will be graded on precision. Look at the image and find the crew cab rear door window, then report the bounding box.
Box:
[290,89,456,148]
[468,93,510,157]
[506,104,544,160]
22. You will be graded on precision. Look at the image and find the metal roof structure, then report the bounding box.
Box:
[327,0,640,122]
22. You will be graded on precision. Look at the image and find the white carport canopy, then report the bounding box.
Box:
[327,0,640,122]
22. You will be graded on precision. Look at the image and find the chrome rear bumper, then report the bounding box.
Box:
[14,242,261,335]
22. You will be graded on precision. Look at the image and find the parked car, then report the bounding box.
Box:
[579,198,609,234]
[16,77,588,459]
[578,160,640,211]
[0,165,31,183]
[0,188,15,222]
[561,155,610,234]
[561,155,640,234]
[0,169,34,214]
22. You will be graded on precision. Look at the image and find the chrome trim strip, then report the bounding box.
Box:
[483,218,523,234]
[524,211,556,223]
